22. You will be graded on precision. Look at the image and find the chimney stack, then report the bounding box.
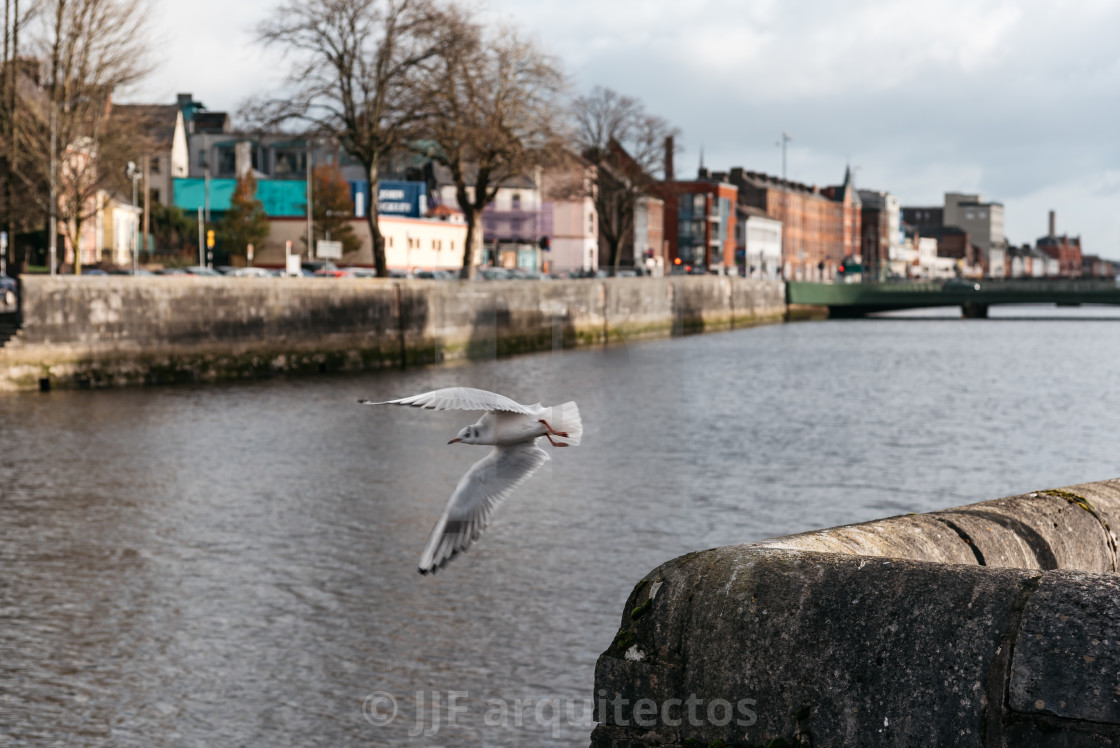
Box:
[664,136,674,181]
[1048,210,1056,238]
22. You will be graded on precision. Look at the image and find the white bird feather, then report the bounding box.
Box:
[361,387,582,573]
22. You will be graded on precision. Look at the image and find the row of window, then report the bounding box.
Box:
[388,236,456,252]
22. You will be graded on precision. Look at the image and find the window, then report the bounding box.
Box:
[979,210,987,219]
[511,193,521,211]
[273,148,306,176]
[150,157,161,174]
[216,146,236,176]
[965,210,975,220]
[388,236,393,248]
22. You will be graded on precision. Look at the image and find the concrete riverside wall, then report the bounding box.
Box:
[592,479,1120,748]
[0,275,785,390]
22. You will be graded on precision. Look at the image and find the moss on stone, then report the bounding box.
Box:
[1044,489,1096,512]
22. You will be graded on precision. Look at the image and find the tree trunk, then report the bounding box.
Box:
[459,207,480,279]
[364,161,387,277]
[610,237,623,277]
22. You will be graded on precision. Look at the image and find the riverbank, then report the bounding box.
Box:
[0,275,786,391]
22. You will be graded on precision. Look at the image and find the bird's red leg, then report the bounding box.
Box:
[545,434,569,447]
[538,419,569,438]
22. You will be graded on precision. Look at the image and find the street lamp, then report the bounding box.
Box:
[776,131,791,280]
[126,161,141,275]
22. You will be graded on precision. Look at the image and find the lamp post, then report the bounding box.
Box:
[306,137,315,261]
[126,161,141,275]
[776,131,791,279]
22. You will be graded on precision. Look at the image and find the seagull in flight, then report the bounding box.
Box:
[360,387,582,574]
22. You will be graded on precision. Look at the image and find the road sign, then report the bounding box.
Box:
[316,240,342,260]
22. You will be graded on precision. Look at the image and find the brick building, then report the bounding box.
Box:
[653,169,738,271]
[1036,211,1082,277]
[820,167,862,263]
[728,167,857,280]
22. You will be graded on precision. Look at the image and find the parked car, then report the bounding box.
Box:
[0,272,16,307]
[180,266,223,276]
[109,268,155,276]
[302,260,338,275]
[338,267,379,278]
[229,267,275,278]
[81,268,109,276]
[477,267,510,280]
[414,269,458,280]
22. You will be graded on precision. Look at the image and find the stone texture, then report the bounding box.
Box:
[753,513,980,566]
[0,275,785,390]
[1010,571,1120,723]
[936,492,1115,572]
[596,547,1037,747]
[593,479,1120,748]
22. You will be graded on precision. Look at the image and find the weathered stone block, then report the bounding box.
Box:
[596,546,1037,747]
[936,493,1114,572]
[1010,571,1120,724]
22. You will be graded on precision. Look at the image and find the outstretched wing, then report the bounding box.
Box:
[359,387,533,415]
[417,441,549,574]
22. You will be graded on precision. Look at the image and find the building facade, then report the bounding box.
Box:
[736,205,782,278]
[654,171,738,271]
[729,167,856,280]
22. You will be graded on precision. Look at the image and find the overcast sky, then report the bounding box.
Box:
[133,0,1120,257]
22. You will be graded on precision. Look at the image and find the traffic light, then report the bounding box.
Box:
[206,230,215,249]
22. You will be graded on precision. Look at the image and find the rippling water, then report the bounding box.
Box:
[3,306,1120,746]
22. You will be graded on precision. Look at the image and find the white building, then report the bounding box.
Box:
[917,236,957,278]
[265,213,469,271]
[737,205,782,278]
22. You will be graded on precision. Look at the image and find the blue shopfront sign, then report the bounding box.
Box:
[376,181,426,217]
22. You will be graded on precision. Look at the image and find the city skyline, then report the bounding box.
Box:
[134,0,1120,257]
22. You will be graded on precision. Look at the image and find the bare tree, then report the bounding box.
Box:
[572,86,678,275]
[1,0,38,271]
[255,0,453,277]
[18,0,151,272]
[420,21,565,279]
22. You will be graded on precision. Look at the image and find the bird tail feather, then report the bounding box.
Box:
[550,401,582,446]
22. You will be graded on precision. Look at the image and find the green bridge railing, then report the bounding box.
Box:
[787,279,1120,317]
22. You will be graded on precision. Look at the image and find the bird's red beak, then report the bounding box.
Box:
[448,438,461,444]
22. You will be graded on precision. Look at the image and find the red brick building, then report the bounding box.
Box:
[729,167,859,280]
[1037,211,1082,277]
[653,170,738,271]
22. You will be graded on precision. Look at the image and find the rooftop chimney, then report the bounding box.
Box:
[664,136,674,181]
[1049,210,1056,238]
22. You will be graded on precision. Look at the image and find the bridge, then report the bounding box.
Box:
[787,279,1120,318]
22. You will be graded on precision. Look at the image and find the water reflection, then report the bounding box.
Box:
[3,308,1120,745]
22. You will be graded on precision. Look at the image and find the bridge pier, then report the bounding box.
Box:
[961,302,989,319]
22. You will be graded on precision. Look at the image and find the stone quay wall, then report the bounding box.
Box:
[592,479,1120,748]
[0,275,786,390]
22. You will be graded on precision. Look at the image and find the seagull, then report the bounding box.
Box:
[360,387,582,574]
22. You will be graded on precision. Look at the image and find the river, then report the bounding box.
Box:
[2,306,1120,746]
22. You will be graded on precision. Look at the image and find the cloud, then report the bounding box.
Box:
[125,0,1120,256]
